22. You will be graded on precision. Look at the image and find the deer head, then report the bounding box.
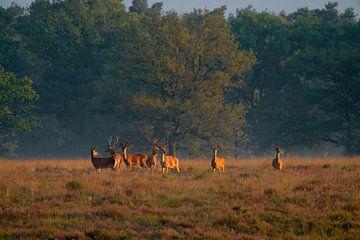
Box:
[274,145,281,153]
[156,140,168,154]
[119,137,131,152]
[209,143,219,154]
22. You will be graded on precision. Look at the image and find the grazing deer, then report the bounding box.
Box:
[105,136,122,170]
[119,138,147,169]
[90,147,117,172]
[156,142,180,173]
[146,140,159,169]
[210,144,225,173]
[272,146,283,171]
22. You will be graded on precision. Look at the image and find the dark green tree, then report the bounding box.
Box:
[129,0,162,14]
[229,6,297,152]
[229,3,360,156]
[284,14,360,154]
[16,0,130,156]
[122,8,255,156]
[0,67,38,157]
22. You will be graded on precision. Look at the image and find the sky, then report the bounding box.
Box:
[1,0,359,16]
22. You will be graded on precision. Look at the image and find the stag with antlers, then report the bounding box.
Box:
[105,136,122,170]
[119,138,148,169]
[210,144,225,173]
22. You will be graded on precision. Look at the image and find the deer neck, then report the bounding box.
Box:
[122,149,128,161]
[276,152,281,160]
[161,152,165,164]
[91,150,95,159]
[212,151,217,163]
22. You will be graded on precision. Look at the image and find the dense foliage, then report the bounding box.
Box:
[0,0,359,157]
[0,68,38,157]
[229,3,360,155]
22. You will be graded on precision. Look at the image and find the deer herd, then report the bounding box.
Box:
[91,137,284,173]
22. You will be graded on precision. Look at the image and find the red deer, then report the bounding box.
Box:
[156,142,180,173]
[90,147,117,172]
[210,144,225,173]
[147,140,159,169]
[105,136,122,170]
[119,138,147,169]
[272,146,283,171]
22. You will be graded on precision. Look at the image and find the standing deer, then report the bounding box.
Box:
[272,146,283,171]
[147,140,159,169]
[156,142,180,173]
[105,136,122,170]
[210,144,225,173]
[90,147,117,172]
[119,138,148,169]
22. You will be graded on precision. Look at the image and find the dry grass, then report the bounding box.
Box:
[0,156,359,239]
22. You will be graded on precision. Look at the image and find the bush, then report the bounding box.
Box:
[66,180,83,191]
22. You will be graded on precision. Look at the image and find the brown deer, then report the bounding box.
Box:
[119,138,147,169]
[210,144,225,173]
[146,140,159,169]
[105,136,122,170]
[90,147,117,172]
[272,146,283,171]
[156,142,180,173]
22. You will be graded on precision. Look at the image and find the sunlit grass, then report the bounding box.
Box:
[0,156,359,239]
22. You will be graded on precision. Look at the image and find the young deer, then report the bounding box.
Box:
[105,136,122,170]
[210,144,225,173]
[119,138,147,169]
[156,142,180,173]
[90,147,117,172]
[272,147,283,171]
[146,140,159,169]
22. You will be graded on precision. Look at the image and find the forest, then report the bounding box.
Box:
[0,0,359,158]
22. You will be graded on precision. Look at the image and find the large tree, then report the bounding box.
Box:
[230,3,360,155]
[0,67,38,157]
[15,0,130,156]
[122,7,255,156]
[284,4,360,154]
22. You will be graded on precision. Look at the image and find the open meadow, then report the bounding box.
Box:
[0,157,359,239]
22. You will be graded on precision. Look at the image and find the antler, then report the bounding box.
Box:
[124,137,131,147]
[114,136,120,145]
[144,134,159,147]
[107,136,113,147]
[152,139,160,147]
[114,136,124,148]
[273,143,281,151]
[163,138,169,149]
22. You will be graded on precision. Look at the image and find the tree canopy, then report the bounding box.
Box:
[0,1,359,157]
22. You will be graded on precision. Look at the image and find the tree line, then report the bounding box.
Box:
[0,0,359,158]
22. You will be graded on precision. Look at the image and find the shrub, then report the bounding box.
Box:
[66,180,83,191]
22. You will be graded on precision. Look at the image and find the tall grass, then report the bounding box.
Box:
[0,156,359,239]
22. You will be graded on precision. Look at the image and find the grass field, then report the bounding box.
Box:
[0,157,359,239]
